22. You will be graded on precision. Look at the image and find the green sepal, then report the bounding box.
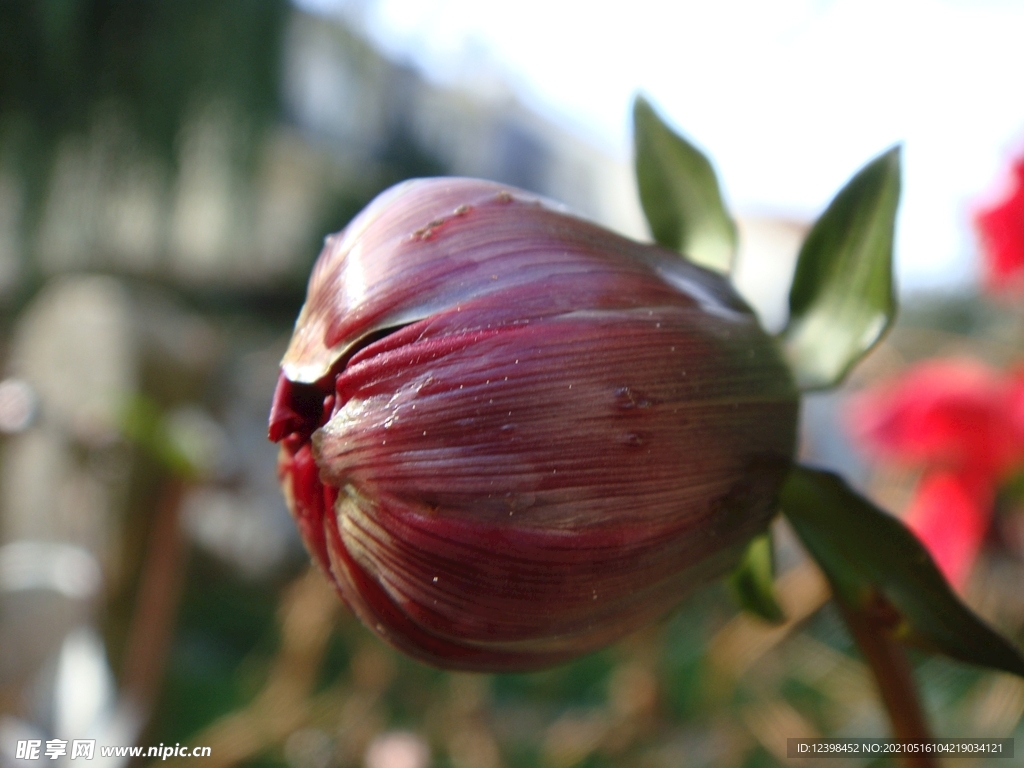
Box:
[728,531,786,624]
[781,146,901,390]
[780,465,1024,678]
[633,95,737,274]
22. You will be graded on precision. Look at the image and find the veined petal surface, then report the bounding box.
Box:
[271,177,799,671]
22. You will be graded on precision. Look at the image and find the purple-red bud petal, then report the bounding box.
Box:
[270,178,798,671]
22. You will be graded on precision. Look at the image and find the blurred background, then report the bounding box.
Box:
[1,1,1023,767]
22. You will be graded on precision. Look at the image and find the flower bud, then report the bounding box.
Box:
[269,178,798,671]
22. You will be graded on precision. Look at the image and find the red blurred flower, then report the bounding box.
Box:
[848,359,1024,588]
[848,359,1020,475]
[975,157,1024,290]
[903,469,993,590]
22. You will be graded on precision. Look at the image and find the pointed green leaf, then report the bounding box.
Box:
[728,531,786,624]
[633,95,737,273]
[781,146,901,390]
[780,465,1024,677]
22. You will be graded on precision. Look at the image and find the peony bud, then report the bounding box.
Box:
[269,178,798,671]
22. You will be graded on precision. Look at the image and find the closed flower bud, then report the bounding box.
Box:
[269,178,798,671]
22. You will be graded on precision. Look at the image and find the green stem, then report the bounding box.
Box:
[839,601,938,768]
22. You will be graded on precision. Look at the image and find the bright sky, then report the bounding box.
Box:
[296,0,1024,293]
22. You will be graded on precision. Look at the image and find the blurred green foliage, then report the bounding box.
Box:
[0,0,286,175]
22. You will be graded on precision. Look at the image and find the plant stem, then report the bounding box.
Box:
[120,478,188,721]
[839,600,938,768]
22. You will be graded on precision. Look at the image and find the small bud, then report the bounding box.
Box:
[270,178,798,671]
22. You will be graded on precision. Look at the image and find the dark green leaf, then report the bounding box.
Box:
[782,147,901,390]
[780,465,1024,677]
[633,95,737,273]
[728,531,785,624]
